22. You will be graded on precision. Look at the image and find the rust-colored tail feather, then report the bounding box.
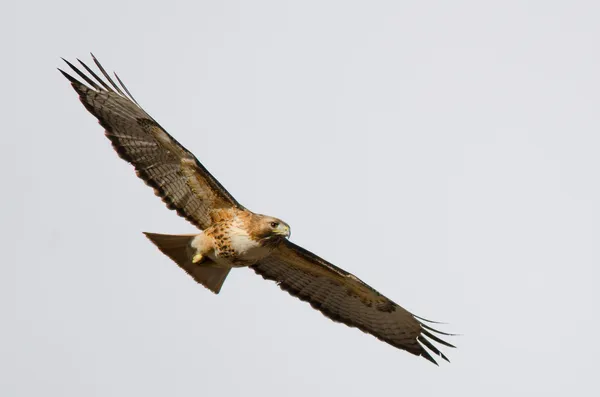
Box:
[143,232,231,294]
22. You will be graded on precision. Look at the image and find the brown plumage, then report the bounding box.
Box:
[60,55,455,365]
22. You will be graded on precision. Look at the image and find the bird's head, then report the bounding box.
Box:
[251,215,291,242]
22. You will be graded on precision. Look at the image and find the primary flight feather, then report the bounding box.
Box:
[59,55,455,365]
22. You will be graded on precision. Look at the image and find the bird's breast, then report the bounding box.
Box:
[228,232,272,261]
[208,225,272,267]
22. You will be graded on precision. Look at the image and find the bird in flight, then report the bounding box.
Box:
[59,55,454,364]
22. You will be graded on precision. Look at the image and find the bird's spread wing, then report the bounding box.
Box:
[251,240,455,364]
[59,55,243,229]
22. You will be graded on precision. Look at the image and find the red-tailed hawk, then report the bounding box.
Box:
[59,55,455,365]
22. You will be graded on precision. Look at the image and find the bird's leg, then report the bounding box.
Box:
[190,232,214,264]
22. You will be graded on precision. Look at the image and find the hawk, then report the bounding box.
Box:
[59,55,455,364]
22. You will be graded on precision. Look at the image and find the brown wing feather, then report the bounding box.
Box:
[251,240,455,364]
[59,55,243,229]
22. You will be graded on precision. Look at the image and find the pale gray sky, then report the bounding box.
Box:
[3,1,599,396]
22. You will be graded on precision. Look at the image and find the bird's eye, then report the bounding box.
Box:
[270,222,279,228]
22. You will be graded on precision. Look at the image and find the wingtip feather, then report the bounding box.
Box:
[418,337,449,364]
[58,67,77,84]
[421,328,456,349]
[419,348,439,366]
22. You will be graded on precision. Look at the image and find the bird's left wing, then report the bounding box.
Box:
[59,55,243,230]
[251,240,454,364]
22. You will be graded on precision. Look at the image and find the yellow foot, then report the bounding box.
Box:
[192,254,204,264]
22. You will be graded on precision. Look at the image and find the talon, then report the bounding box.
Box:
[192,254,204,264]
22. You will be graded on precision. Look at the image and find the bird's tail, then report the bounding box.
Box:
[143,232,231,294]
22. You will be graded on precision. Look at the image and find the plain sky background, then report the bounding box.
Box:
[2,1,599,396]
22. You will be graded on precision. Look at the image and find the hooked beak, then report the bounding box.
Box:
[276,224,291,239]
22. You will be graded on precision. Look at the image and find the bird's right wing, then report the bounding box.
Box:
[60,55,243,230]
[252,240,455,364]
